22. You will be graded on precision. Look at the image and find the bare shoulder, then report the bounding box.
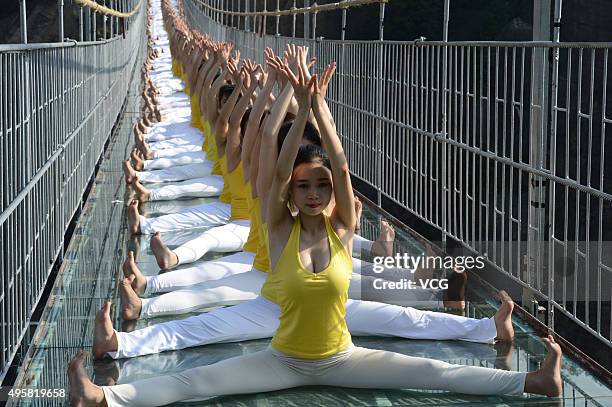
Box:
[330,213,354,255]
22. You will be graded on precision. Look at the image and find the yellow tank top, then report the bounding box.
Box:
[208,129,223,176]
[270,215,353,359]
[171,58,180,77]
[190,94,202,130]
[242,183,260,253]
[252,199,270,273]
[181,65,189,94]
[201,117,210,152]
[218,155,232,204]
[260,223,276,300]
[227,162,249,221]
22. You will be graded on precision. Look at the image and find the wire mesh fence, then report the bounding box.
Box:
[0,1,145,382]
[183,0,612,350]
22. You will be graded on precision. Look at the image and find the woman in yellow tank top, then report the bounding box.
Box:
[72,48,562,405]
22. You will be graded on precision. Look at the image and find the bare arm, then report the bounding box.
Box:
[267,59,314,229]
[258,53,300,223]
[311,63,356,232]
[227,70,258,171]
[242,59,276,180]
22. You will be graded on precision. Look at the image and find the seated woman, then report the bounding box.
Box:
[69,53,561,406]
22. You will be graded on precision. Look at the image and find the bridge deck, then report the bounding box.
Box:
[14,195,612,406]
[10,0,612,403]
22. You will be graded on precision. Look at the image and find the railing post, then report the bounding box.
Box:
[79,6,84,41]
[312,3,317,40]
[304,0,310,39]
[263,0,267,36]
[92,10,97,41]
[246,0,250,31]
[292,0,296,38]
[375,0,386,206]
[19,0,28,44]
[115,1,119,36]
[546,0,563,335]
[440,0,450,250]
[103,1,107,39]
[275,0,279,36]
[58,0,65,41]
[85,6,91,41]
[527,0,552,320]
[341,3,347,41]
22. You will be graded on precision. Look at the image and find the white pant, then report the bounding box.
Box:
[151,144,203,158]
[137,162,213,183]
[142,197,218,216]
[139,201,231,234]
[141,267,265,317]
[114,337,500,384]
[144,124,202,142]
[143,151,209,170]
[139,255,436,318]
[148,175,223,201]
[145,252,256,295]
[111,296,497,359]
[148,133,203,150]
[103,344,526,405]
[174,220,250,264]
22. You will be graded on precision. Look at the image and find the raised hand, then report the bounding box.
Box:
[230,48,241,66]
[284,44,299,71]
[296,46,314,81]
[281,48,316,108]
[267,54,287,88]
[227,59,241,85]
[313,62,336,99]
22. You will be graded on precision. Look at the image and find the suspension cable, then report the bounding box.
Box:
[192,0,388,17]
[75,0,142,18]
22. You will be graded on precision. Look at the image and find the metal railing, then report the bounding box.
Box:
[183,0,612,352]
[0,0,144,382]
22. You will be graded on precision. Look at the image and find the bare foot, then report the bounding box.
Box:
[525,335,563,396]
[142,142,154,160]
[135,129,145,146]
[137,120,147,134]
[151,232,179,269]
[122,251,147,294]
[122,160,136,184]
[443,267,467,311]
[130,149,145,171]
[371,220,395,258]
[494,290,515,342]
[127,199,141,234]
[133,125,143,144]
[68,350,106,406]
[132,178,151,202]
[119,275,142,321]
[92,302,118,360]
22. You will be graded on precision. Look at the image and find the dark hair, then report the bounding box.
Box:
[283,111,296,123]
[240,108,269,145]
[277,120,321,154]
[218,84,235,106]
[294,144,331,171]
